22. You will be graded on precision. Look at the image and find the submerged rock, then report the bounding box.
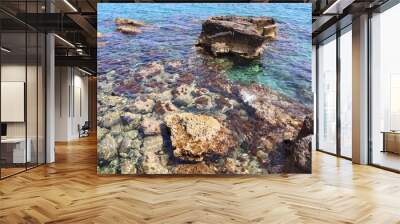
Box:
[164,113,236,162]
[141,135,169,174]
[174,163,216,174]
[197,16,277,59]
[141,117,162,136]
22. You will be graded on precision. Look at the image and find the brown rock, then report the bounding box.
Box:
[116,25,142,35]
[197,16,277,59]
[164,113,236,161]
[115,18,145,26]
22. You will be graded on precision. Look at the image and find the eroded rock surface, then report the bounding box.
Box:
[115,18,145,35]
[165,113,236,161]
[197,16,277,59]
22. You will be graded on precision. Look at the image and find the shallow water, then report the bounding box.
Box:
[98,3,312,107]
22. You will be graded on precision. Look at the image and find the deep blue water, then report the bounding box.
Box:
[98,3,312,106]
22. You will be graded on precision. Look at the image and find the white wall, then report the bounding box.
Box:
[54,67,89,141]
[370,4,400,157]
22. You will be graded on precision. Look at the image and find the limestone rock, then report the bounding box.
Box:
[197,16,277,59]
[164,113,236,161]
[115,18,145,26]
[116,25,142,35]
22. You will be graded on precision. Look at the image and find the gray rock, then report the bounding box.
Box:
[98,134,118,161]
[141,135,168,174]
[103,111,121,128]
[121,112,142,131]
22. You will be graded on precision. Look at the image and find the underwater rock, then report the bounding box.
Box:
[174,163,216,174]
[120,158,137,174]
[102,111,121,129]
[197,16,277,59]
[141,135,169,174]
[136,62,164,79]
[164,113,236,162]
[98,134,118,161]
[172,84,195,107]
[130,98,155,114]
[120,112,142,131]
[115,18,145,26]
[141,117,162,136]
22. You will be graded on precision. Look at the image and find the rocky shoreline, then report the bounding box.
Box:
[97,16,312,175]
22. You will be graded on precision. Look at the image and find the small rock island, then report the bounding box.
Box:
[197,16,277,59]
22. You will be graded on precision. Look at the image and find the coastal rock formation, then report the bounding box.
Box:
[197,16,277,59]
[115,18,145,26]
[115,18,145,35]
[97,59,312,175]
[164,113,236,162]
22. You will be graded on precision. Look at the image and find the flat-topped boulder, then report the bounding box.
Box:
[115,18,145,35]
[115,18,145,26]
[197,16,277,59]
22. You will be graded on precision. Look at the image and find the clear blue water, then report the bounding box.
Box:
[98,3,312,106]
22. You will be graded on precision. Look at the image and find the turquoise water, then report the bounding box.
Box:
[98,3,312,106]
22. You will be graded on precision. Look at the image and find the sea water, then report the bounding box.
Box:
[98,3,312,107]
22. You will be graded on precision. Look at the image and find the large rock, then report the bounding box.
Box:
[115,18,145,26]
[164,113,235,161]
[116,26,142,35]
[115,18,145,35]
[197,16,277,59]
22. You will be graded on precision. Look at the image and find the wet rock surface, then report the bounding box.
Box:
[165,113,236,162]
[115,18,145,35]
[197,16,277,59]
[97,58,312,174]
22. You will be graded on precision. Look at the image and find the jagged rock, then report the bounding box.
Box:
[115,18,145,26]
[297,115,313,139]
[237,85,308,141]
[290,136,312,172]
[197,16,277,59]
[164,113,236,161]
